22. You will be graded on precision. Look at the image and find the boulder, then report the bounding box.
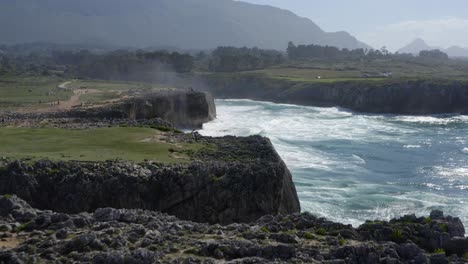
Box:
[0,195,37,222]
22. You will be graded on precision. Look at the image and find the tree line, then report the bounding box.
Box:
[0,42,455,77]
[205,47,284,72]
[287,41,450,61]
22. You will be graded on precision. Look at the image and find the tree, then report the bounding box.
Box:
[419,49,449,60]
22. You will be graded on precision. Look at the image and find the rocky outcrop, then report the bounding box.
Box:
[204,74,468,115]
[1,90,216,129]
[1,195,467,263]
[115,91,216,128]
[0,135,300,225]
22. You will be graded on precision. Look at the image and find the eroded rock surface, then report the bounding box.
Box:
[0,195,467,263]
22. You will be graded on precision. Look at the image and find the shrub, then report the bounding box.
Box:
[424,217,432,224]
[390,229,404,243]
[303,232,314,240]
[438,223,449,232]
[433,248,445,254]
[16,221,32,232]
[339,237,346,246]
[316,228,326,236]
[463,252,468,259]
[154,125,171,132]
[260,226,269,233]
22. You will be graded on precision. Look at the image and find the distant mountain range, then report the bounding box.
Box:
[0,0,370,51]
[398,38,468,58]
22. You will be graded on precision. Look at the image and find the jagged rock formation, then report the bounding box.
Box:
[204,75,468,115]
[0,135,300,224]
[0,195,467,263]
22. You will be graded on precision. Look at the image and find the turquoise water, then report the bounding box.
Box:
[199,99,468,227]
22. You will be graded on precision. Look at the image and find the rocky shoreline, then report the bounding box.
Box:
[1,87,468,263]
[1,195,467,263]
[203,74,468,115]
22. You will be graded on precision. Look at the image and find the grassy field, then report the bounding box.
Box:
[67,79,173,92]
[0,75,72,108]
[0,127,203,163]
[242,58,468,83]
[79,91,121,104]
[68,80,145,91]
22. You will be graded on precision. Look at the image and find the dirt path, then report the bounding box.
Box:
[58,80,74,90]
[16,80,128,113]
[42,81,101,111]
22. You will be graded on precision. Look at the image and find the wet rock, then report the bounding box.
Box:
[430,210,445,220]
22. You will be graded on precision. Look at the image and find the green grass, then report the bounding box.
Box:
[433,248,446,254]
[0,75,72,108]
[79,91,121,104]
[68,80,145,91]
[0,127,203,163]
[226,57,468,84]
[68,80,171,92]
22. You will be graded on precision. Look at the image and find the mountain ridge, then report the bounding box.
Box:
[398,38,468,58]
[0,0,371,51]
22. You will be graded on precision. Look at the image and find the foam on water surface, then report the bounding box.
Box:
[200,99,468,227]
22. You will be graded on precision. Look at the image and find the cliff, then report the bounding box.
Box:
[1,195,467,263]
[115,91,216,129]
[111,91,216,129]
[203,74,468,115]
[0,135,300,225]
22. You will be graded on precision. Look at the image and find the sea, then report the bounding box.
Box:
[199,99,468,227]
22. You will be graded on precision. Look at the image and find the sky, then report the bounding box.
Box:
[240,0,468,51]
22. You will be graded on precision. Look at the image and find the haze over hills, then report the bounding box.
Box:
[0,0,370,51]
[398,38,468,58]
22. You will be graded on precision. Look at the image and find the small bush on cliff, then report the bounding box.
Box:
[390,229,404,243]
[433,248,445,254]
[151,125,182,134]
[424,217,432,224]
[315,228,326,236]
[16,221,32,232]
[338,236,346,246]
[303,232,314,240]
[463,253,468,259]
[260,226,269,233]
[438,223,449,232]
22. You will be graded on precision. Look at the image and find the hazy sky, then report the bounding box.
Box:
[241,0,468,51]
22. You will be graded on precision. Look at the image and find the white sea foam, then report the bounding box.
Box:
[404,145,421,148]
[200,99,468,227]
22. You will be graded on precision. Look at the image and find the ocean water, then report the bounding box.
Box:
[199,99,468,227]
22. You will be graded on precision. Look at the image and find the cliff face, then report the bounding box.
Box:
[204,75,468,115]
[117,91,217,129]
[0,136,300,224]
